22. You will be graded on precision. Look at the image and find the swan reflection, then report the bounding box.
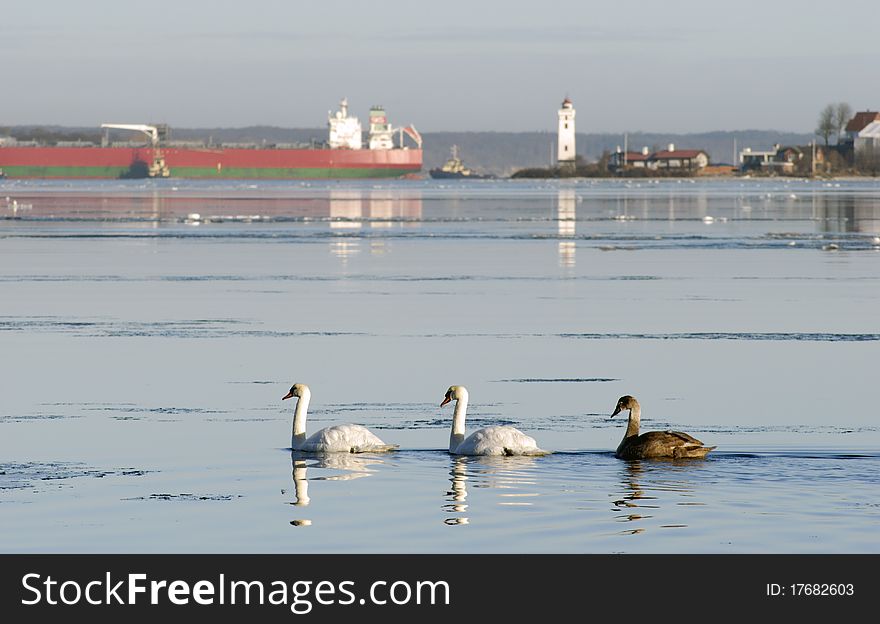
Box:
[443,457,469,525]
[443,455,541,526]
[611,460,707,536]
[286,451,386,526]
[611,461,653,535]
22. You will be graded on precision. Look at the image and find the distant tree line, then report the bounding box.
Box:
[0,127,102,144]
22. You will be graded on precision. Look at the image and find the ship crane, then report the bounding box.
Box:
[398,125,422,149]
[100,123,169,177]
[101,124,159,146]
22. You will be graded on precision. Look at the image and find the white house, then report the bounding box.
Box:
[854,120,880,156]
[845,111,880,143]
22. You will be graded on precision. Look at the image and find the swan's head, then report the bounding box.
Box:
[440,385,468,407]
[611,395,639,417]
[282,383,310,401]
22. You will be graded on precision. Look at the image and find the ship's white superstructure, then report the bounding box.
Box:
[368,106,394,150]
[328,98,363,149]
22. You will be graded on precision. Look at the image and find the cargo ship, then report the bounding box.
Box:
[0,99,422,179]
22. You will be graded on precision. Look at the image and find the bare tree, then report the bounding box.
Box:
[834,102,853,143]
[816,105,836,146]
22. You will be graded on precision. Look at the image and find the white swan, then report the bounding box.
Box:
[440,385,549,456]
[282,383,398,453]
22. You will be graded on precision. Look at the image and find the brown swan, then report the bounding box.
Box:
[610,395,715,460]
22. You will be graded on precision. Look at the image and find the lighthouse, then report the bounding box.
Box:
[557,97,576,171]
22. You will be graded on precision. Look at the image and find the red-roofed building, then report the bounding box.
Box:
[845,111,880,141]
[855,121,880,163]
[609,143,709,172]
[608,148,651,169]
[649,145,709,170]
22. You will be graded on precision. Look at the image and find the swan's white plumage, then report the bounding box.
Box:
[283,383,397,454]
[442,385,549,457]
[454,425,546,456]
[298,424,394,453]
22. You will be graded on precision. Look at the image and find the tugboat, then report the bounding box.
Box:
[429,145,492,179]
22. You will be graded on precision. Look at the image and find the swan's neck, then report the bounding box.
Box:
[291,390,311,449]
[449,391,468,452]
[624,404,641,439]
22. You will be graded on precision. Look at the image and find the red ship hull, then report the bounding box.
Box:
[0,146,423,179]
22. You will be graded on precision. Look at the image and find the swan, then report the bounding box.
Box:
[610,395,715,460]
[440,385,549,456]
[282,383,398,453]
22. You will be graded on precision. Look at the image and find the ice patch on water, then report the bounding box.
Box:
[557,331,880,342]
[0,462,150,490]
[123,493,241,502]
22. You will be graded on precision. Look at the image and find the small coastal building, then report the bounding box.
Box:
[740,143,827,174]
[854,120,880,158]
[844,111,880,143]
[609,144,708,172]
[755,146,810,174]
[740,146,780,170]
[774,146,805,174]
[649,144,709,170]
[557,98,576,168]
[609,147,650,170]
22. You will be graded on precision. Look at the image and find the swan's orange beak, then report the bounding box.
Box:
[440,393,452,407]
[282,390,295,401]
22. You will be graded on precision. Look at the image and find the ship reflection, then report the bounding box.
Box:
[442,455,541,526]
[557,188,576,268]
[329,239,361,262]
[329,190,364,230]
[287,451,385,527]
[329,189,423,262]
[6,188,425,238]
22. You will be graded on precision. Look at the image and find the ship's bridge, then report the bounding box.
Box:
[328,98,363,150]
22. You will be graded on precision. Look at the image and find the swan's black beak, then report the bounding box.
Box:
[282,390,295,401]
[440,392,452,407]
[610,405,622,419]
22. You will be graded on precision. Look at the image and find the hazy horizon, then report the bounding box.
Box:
[0,123,817,137]
[4,0,877,133]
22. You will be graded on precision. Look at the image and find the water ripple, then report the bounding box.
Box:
[558,331,880,342]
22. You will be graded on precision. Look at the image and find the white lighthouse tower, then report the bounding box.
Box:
[557,97,576,170]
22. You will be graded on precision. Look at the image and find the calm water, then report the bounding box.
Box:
[1,177,879,553]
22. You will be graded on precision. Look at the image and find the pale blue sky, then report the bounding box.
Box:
[4,0,877,132]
